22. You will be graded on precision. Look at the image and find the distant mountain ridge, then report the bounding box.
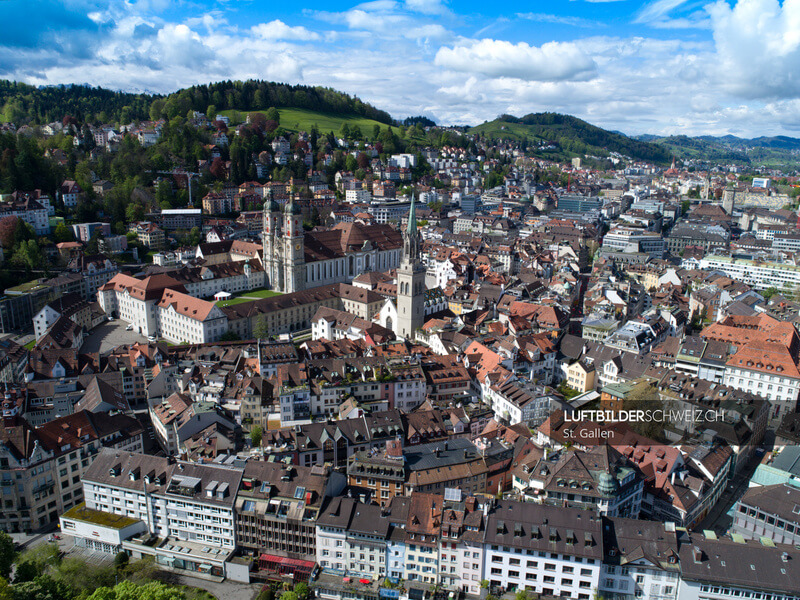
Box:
[635,133,800,166]
[469,112,674,165]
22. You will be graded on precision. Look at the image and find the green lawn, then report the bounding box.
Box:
[247,288,283,299]
[219,107,416,140]
[24,340,36,350]
[215,288,282,307]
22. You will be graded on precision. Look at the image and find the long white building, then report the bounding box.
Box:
[98,273,227,343]
[700,254,800,291]
[63,448,245,580]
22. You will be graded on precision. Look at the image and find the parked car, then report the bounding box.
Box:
[125,324,133,331]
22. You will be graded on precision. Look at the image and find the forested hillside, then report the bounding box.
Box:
[471,113,673,164]
[0,80,393,127]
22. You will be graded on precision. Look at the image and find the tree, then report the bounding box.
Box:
[294,583,310,600]
[762,287,779,301]
[85,230,103,255]
[0,217,20,249]
[11,239,44,271]
[0,532,15,580]
[85,580,186,600]
[125,202,145,223]
[249,112,267,131]
[265,107,280,124]
[622,382,665,441]
[219,330,241,342]
[345,154,357,172]
[113,552,129,570]
[250,425,263,448]
[256,588,276,600]
[209,157,227,181]
[11,575,73,600]
[12,561,40,584]
[52,222,75,243]
[0,577,12,600]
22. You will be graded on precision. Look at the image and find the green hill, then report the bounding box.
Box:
[0,79,394,128]
[219,107,407,138]
[470,113,674,165]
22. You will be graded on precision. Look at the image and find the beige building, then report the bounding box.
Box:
[134,222,165,250]
[565,360,596,393]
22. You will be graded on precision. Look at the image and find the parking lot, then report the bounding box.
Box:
[81,320,149,355]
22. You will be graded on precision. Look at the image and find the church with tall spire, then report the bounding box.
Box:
[394,194,426,340]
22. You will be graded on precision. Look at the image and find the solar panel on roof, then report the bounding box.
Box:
[444,488,462,502]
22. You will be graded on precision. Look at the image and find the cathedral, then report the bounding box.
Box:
[262,199,405,293]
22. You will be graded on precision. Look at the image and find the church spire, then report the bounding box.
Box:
[402,192,420,264]
[406,192,417,235]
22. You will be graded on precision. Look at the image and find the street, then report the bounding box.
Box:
[694,451,761,535]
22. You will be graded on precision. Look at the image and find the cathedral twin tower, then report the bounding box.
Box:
[262,199,305,294]
[261,195,425,341]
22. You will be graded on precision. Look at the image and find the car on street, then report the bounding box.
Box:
[125,324,133,331]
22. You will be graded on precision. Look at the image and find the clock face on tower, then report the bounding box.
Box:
[295,243,301,250]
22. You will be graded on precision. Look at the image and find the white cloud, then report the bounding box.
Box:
[517,12,601,27]
[708,0,800,99]
[3,0,800,137]
[251,20,320,41]
[636,0,691,23]
[435,38,597,82]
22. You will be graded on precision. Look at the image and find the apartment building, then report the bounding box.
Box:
[347,439,406,506]
[0,402,142,533]
[678,535,800,600]
[236,460,345,562]
[316,496,389,578]
[598,519,680,600]
[0,195,50,234]
[73,449,242,578]
[700,254,800,291]
[732,483,800,545]
[404,493,442,584]
[483,501,603,599]
[133,222,166,250]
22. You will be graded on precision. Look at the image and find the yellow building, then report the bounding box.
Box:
[565,360,596,393]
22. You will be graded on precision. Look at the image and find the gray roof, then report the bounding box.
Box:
[737,483,800,524]
[679,536,800,594]
[483,500,603,559]
[316,496,390,538]
[603,517,680,568]
[83,448,242,508]
[772,447,800,477]
[404,437,498,472]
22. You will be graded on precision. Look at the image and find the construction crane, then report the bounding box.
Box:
[155,170,199,206]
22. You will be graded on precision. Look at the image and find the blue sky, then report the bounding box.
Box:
[2,0,799,137]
